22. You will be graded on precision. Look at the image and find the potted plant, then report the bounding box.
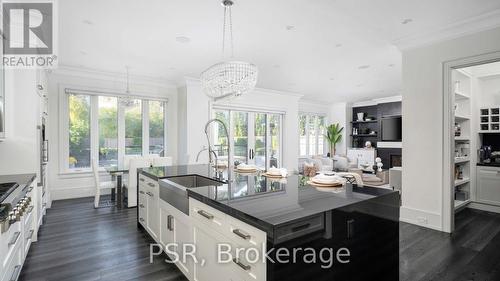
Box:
[324,123,344,156]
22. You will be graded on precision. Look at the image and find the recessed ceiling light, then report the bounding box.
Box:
[82,19,93,25]
[335,43,343,48]
[356,84,364,87]
[175,36,191,43]
[285,25,295,31]
[168,67,176,71]
[273,64,280,68]
[329,77,335,81]
[358,65,370,69]
[80,50,87,55]
[388,64,395,67]
[401,18,413,25]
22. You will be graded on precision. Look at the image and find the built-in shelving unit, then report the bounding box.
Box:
[452,69,472,211]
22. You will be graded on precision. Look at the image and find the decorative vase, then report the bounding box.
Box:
[357,113,365,121]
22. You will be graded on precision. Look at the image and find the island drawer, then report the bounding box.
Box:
[227,215,266,248]
[189,198,228,234]
[273,213,325,244]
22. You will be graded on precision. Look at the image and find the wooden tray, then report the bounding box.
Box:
[307,180,343,188]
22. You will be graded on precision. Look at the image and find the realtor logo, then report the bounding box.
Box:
[2,1,57,68]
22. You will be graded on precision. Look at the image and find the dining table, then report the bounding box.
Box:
[105,165,128,209]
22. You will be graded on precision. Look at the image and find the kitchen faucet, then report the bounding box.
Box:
[203,118,231,182]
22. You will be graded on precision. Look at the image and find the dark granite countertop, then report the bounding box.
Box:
[140,165,398,236]
[477,162,500,167]
[0,173,36,202]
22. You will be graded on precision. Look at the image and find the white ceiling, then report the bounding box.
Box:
[462,61,500,78]
[58,0,500,103]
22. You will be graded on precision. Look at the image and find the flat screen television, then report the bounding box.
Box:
[381,116,402,141]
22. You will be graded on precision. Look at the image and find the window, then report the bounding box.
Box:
[149,100,165,155]
[98,96,118,167]
[65,90,167,171]
[299,113,327,157]
[124,99,142,155]
[213,108,283,169]
[68,94,91,168]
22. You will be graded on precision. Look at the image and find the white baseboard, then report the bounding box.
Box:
[400,206,443,231]
[468,202,500,214]
[51,185,111,201]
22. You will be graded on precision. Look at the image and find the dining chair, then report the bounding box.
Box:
[125,158,151,207]
[92,158,116,208]
[153,156,173,167]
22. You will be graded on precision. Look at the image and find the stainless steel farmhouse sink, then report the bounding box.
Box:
[159,175,224,215]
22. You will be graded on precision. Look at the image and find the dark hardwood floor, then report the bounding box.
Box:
[19,197,187,281]
[19,197,500,281]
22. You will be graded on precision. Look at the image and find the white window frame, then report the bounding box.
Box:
[299,112,327,157]
[211,105,284,170]
[60,86,168,173]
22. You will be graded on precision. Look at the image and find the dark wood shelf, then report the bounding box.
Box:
[351,134,378,137]
[351,120,378,124]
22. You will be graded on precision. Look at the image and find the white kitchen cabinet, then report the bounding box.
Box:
[146,183,160,240]
[476,166,500,206]
[193,223,245,281]
[159,199,193,279]
[138,175,160,240]
[190,198,266,281]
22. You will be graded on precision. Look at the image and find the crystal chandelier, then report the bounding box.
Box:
[200,0,258,101]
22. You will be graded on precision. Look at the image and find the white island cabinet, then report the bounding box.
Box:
[138,174,267,281]
[476,166,500,206]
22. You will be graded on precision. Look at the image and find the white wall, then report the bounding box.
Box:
[0,69,40,176]
[402,26,500,231]
[179,78,303,170]
[479,75,500,106]
[47,66,178,200]
[328,102,350,156]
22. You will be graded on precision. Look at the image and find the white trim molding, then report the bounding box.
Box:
[400,206,443,231]
[394,9,500,51]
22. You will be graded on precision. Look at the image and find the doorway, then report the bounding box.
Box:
[211,108,283,170]
[443,52,500,233]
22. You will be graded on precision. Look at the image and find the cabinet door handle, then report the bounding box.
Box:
[232,229,251,240]
[140,178,145,182]
[8,231,21,247]
[27,205,34,215]
[233,258,251,271]
[147,183,155,187]
[139,191,145,194]
[197,210,214,220]
[139,218,145,222]
[26,229,35,240]
[167,215,174,231]
[291,223,310,233]
[146,192,154,197]
[10,265,22,281]
[139,204,145,208]
[347,219,355,239]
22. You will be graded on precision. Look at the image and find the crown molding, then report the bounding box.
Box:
[183,76,304,98]
[51,65,177,89]
[394,9,500,51]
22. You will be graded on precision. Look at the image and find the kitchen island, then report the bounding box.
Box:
[139,165,399,281]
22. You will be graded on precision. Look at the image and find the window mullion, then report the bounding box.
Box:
[90,96,99,167]
[304,115,311,156]
[117,98,125,167]
[142,100,149,155]
[315,115,320,156]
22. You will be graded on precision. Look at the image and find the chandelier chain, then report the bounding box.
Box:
[221,4,234,58]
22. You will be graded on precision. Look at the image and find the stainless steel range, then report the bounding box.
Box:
[0,182,31,233]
